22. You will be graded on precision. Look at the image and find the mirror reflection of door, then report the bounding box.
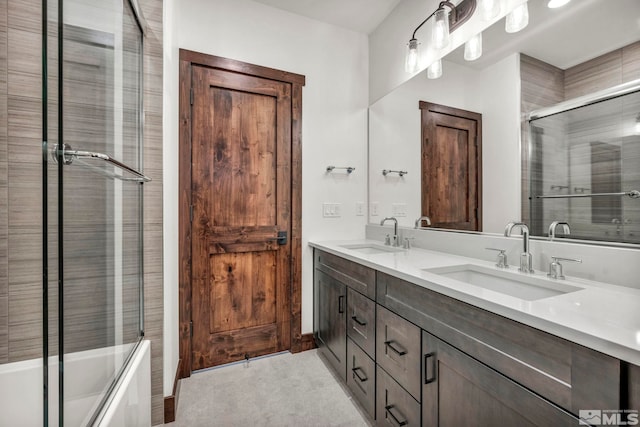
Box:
[420,102,482,231]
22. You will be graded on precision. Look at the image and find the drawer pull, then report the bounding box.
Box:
[351,366,368,382]
[424,352,436,384]
[385,404,408,426]
[338,295,345,314]
[351,315,367,326]
[384,340,407,356]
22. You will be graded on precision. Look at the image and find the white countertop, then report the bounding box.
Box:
[310,239,640,366]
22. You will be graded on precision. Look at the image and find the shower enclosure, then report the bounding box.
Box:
[528,79,640,245]
[0,0,149,425]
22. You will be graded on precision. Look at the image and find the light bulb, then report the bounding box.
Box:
[405,39,420,73]
[506,2,529,33]
[427,59,442,79]
[479,0,500,21]
[464,33,482,61]
[432,8,450,49]
[547,0,570,8]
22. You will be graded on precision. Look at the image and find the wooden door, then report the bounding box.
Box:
[190,64,292,369]
[420,102,482,231]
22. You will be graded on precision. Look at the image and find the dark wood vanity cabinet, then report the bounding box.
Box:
[313,249,628,426]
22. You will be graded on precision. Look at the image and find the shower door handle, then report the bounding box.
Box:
[55,144,151,183]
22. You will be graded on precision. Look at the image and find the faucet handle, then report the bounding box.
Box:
[384,234,391,246]
[485,247,508,268]
[403,237,415,249]
[547,256,582,280]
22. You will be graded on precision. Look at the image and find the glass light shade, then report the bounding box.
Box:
[432,8,450,49]
[464,33,482,61]
[405,39,420,73]
[547,0,570,8]
[505,3,529,33]
[479,0,500,21]
[427,59,443,79]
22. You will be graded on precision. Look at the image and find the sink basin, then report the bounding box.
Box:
[423,264,583,301]
[339,243,404,254]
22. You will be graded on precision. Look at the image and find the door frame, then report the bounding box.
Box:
[178,49,305,378]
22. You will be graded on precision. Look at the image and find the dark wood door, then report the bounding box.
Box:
[420,102,482,231]
[315,269,347,380]
[190,64,292,369]
[422,331,579,426]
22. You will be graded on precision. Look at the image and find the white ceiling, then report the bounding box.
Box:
[251,0,402,34]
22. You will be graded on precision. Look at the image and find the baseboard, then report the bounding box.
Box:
[163,359,183,423]
[300,333,316,352]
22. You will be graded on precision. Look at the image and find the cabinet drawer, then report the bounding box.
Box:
[347,337,375,420]
[376,365,421,427]
[347,288,376,358]
[315,250,376,299]
[376,305,421,401]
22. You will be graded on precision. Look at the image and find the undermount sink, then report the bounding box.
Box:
[339,243,404,254]
[423,264,583,301]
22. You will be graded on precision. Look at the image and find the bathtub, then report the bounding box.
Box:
[0,340,150,426]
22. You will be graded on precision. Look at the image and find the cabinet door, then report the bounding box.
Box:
[316,268,347,380]
[422,331,579,427]
[376,305,422,401]
[347,337,376,419]
[347,287,376,359]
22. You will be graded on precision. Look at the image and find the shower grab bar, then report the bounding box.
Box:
[536,190,640,199]
[56,144,151,183]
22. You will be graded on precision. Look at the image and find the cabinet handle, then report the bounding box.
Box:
[384,340,407,356]
[338,295,345,313]
[424,352,436,384]
[351,315,367,326]
[385,404,408,426]
[351,366,368,382]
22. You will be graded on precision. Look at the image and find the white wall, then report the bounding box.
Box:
[369,53,521,232]
[163,0,369,395]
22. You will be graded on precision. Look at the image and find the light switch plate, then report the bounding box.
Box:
[355,202,365,216]
[322,203,341,218]
[370,202,379,216]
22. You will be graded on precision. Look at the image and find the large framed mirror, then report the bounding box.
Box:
[368,0,640,246]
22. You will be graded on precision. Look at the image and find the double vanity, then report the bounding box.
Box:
[311,236,640,426]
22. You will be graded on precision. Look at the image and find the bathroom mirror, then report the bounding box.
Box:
[368,0,640,245]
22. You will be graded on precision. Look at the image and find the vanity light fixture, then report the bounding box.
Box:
[427,59,443,79]
[478,0,500,20]
[404,0,477,73]
[505,2,529,33]
[464,32,482,61]
[547,0,571,8]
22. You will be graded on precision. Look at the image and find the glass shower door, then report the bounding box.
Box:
[49,0,146,425]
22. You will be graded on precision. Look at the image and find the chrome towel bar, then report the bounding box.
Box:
[535,190,639,199]
[55,144,151,183]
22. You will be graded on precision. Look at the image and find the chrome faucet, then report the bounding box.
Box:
[548,221,570,241]
[415,216,432,229]
[380,217,399,247]
[547,256,582,280]
[504,222,534,273]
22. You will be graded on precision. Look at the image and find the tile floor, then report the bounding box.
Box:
[164,349,371,426]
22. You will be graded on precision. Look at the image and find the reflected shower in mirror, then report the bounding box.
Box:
[528,87,640,244]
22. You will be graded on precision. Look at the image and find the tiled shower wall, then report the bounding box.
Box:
[0,0,164,424]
